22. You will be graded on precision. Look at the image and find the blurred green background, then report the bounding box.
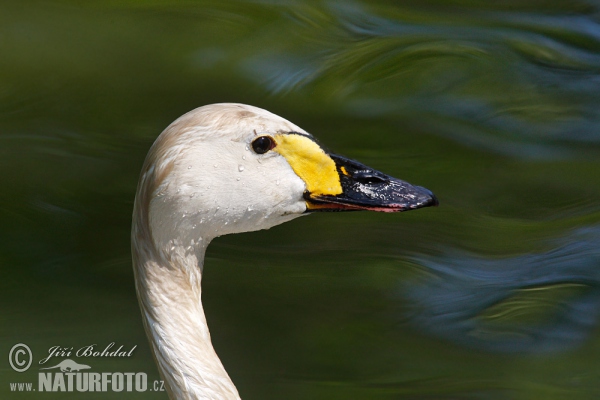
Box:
[2,1,600,399]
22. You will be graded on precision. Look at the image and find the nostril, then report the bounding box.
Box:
[352,171,387,185]
[358,176,385,184]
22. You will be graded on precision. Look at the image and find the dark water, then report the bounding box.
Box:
[2,1,600,398]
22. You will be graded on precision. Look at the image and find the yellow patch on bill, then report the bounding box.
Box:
[274,134,342,196]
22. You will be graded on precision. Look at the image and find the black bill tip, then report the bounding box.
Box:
[305,154,438,213]
[415,186,439,207]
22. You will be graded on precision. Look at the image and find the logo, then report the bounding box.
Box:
[39,359,91,372]
[7,342,165,394]
[9,343,32,372]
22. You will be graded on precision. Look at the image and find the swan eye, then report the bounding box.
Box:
[251,136,276,154]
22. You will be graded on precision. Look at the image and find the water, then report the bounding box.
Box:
[2,1,600,399]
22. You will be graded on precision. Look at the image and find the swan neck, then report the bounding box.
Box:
[133,239,241,400]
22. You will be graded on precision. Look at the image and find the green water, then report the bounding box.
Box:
[2,1,600,399]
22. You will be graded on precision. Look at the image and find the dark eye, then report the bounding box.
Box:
[251,136,276,154]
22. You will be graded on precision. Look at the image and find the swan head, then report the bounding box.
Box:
[135,103,437,252]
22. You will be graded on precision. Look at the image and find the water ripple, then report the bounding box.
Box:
[402,226,600,353]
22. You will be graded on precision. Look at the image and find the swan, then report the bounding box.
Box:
[131,103,437,399]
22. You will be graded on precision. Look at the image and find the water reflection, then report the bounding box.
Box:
[235,2,600,159]
[404,226,600,353]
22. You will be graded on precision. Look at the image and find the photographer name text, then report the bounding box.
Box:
[39,343,137,365]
